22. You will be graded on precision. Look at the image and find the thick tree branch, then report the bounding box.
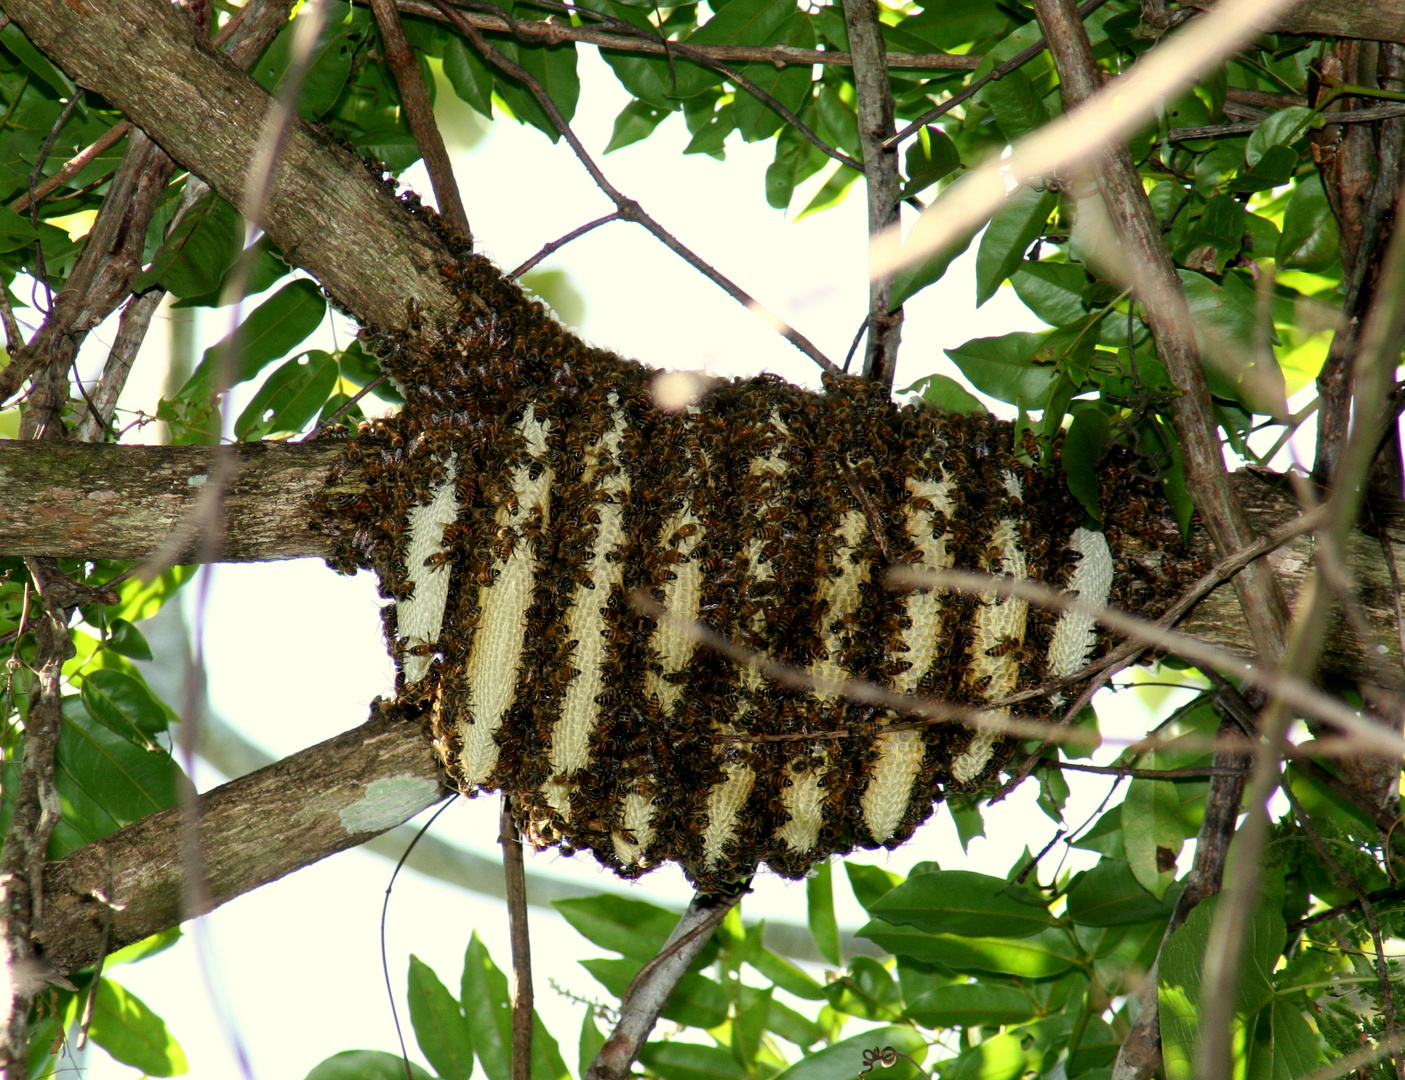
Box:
[1,0,463,337]
[1,443,1399,679]
[39,709,449,976]
[1033,0,1291,665]
[840,0,903,387]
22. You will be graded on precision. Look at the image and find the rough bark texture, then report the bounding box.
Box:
[0,443,1400,677]
[38,710,448,976]
[0,0,463,338]
[0,441,345,562]
[1279,0,1405,45]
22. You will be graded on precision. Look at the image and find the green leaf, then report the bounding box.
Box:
[582,958,729,1029]
[531,1013,571,1080]
[765,998,829,1047]
[767,120,829,210]
[252,3,359,119]
[47,697,181,854]
[170,236,290,308]
[497,38,580,142]
[733,11,814,142]
[1177,270,1286,416]
[104,617,152,661]
[1245,1000,1326,1080]
[679,0,801,102]
[826,955,902,1021]
[900,372,988,414]
[981,68,1049,142]
[233,350,339,441]
[81,668,171,740]
[1245,106,1314,165]
[857,922,1078,978]
[1009,261,1091,326]
[1066,859,1180,927]
[578,1007,606,1078]
[1175,194,1246,275]
[443,35,495,117]
[638,1042,750,1080]
[732,984,772,1067]
[942,1031,1040,1080]
[1060,406,1110,525]
[88,978,187,1076]
[769,1025,927,1080]
[133,191,243,298]
[905,983,1039,1029]
[846,862,903,911]
[1276,173,1339,272]
[114,565,195,623]
[106,928,182,967]
[890,188,987,307]
[1122,778,1184,898]
[950,800,985,853]
[807,860,841,965]
[0,24,76,95]
[553,895,682,962]
[605,98,670,153]
[305,1051,434,1080]
[870,870,1058,939]
[1229,143,1297,194]
[976,186,1057,306]
[183,279,327,397]
[462,933,513,1080]
[1159,893,1285,1080]
[945,332,1058,411]
[903,126,961,198]
[1037,762,1070,822]
[408,954,474,1080]
[749,948,827,1000]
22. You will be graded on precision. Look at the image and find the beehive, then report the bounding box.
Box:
[311,244,1197,891]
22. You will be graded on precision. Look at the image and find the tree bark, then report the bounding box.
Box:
[0,0,463,338]
[38,709,448,976]
[0,441,1400,679]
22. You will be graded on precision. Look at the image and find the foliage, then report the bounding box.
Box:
[0,0,1400,1075]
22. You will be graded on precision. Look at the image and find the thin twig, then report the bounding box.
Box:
[390,0,981,71]
[509,211,621,279]
[841,0,903,387]
[501,797,533,1080]
[883,0,1110,151]
[1284,783,1404,1080]
[1050,760,1247,779]
[370,0,471,239]
[430,0,839,373]
[585,890,741,1080]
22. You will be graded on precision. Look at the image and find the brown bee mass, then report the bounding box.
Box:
[310,242,1198,892]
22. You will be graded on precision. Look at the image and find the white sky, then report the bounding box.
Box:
[46,43,1221,1080]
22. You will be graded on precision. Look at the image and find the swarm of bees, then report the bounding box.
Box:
[310,197,1201,891]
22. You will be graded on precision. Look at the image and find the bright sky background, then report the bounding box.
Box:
[44,41,1234,1080]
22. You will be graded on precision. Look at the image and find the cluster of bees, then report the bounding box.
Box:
[310,199,1201,891]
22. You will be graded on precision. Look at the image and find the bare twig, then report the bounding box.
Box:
[429,0,839,373]
[8,122,130,216]
[370,0,471,239]
[71,289,164,443]
[0,560,77,1073]
[889,565,1396,757]
[509,211,621,280]
[883,0,1111,151]
[390,0,981,72]
[841,0,903,388]
[1197,174,1405,1080]
[500,797,533,1080]
[1034,0,1290,671]
[1050,760,1247,779]
[1284,783,1404,1080]
[585,890,741,1080]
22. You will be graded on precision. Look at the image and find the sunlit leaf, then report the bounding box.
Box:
[408,954,474,1080]
[88,978,187,1077]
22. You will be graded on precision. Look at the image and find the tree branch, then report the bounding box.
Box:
[1,443,1400,679]
[1,0,464,337]
[1032,0,1291,665]
[840,0,903,387]
[39,708,448,976]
